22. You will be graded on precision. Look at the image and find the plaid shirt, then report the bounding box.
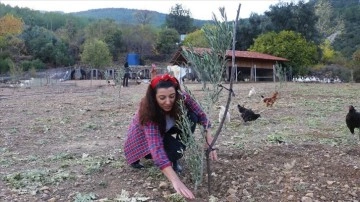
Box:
[124,93,210,170]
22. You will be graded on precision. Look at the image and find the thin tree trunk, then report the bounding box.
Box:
[206,4,241,195]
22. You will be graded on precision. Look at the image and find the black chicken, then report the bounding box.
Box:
[237,104,261,122]
[346,105,360,138]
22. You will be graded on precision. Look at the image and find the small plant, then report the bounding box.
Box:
[176,93,204,191]
[9,60,23,82]
[165,193,186,202]
[73,192,97,202]
[114,189,150,201]
[3,169,73,189]
[267,134,285,143]
[84,161,103,175]
[49,152,75,161]
[146,166,163,179]
[83,123,100,131]
[110,160,125,169]
[275,62,287,89]
[9,127,18,134]
[0,157,13,168]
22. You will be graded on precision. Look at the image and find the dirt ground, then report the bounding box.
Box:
[0,80,360,202]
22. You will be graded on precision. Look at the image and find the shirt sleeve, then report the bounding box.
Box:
[143,122,172,170]
[182,92,211,129]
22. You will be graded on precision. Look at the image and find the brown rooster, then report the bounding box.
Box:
[261,91,279,107]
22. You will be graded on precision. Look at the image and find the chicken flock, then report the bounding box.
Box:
[218,86,359,139]
[218,87,279,126]
[218,87,277,124]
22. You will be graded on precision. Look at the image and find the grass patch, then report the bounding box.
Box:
[73,192,97,202]
[146,166,163,179]
[83,123,100,131]
[3,169,74,189]
[267,134,286,144]
[49,152,76,161]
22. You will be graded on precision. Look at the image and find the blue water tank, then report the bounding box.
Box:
[127,53,140,66]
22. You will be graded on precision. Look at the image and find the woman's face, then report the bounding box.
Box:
[155,87,176,112]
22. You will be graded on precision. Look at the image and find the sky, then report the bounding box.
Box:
[0,0,294,21]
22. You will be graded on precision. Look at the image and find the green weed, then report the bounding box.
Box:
[83,123,100,131]
[3,169,73,189]
[73,192,97,202]
[267,134,285,143]
[146,166,163,179]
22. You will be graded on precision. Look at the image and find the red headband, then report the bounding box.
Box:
[150,74,179,89]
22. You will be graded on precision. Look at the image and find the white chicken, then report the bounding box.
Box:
[248,86,256,98]
[218,106,231,123]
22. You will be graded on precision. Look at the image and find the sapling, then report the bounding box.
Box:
[178,5,241,195]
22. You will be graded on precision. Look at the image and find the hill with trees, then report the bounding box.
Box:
[71,8,211,28]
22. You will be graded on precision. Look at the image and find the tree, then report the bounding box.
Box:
[81,39,112,69]
[156,28,180,55]
[165,4,194,34]
[121,24,157,56]
[332,6,360,59]
[183,29,209,48]
[22,26,73,66]
[351,49,360,82]
[235,13,272,50]
[319,39,335,64]
[134,10,154,26]
[249,30,318,76]
[0,14,24,53]
[314,0,344,38]
[182,6,238,195]
[0,14,24,36]
[265,1,320,44]
[105,29,123,61]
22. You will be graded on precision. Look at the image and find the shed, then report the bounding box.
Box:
[170,46,289,82]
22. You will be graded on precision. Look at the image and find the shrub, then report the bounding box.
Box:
[21,59,45,71]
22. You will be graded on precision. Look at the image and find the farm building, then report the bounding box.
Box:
[169,46,289,82]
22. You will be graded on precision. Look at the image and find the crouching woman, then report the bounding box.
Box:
[124,73,217,199]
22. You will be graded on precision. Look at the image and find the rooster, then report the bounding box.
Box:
[261,91,279,107]
[237,104,260,122]
[248,86,256,98]
[218,106,230,123]
[346,105,360,138]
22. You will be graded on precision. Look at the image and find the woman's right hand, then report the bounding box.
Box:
[162,166,195,199]
[172,179,195,199]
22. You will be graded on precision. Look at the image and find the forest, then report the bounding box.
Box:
[0,0,360,82]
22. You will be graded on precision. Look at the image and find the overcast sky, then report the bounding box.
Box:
[0,0,296,20]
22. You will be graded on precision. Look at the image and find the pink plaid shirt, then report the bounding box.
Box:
[124,93,210,170]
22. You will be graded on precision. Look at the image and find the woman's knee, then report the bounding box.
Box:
[163,135,185,162]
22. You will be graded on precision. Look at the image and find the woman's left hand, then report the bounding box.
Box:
[205,132,218,161]
[209,149,218,161]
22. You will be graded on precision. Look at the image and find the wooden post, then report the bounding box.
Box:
[235,65,238,82]
[254,65,257,82]
[151,64,157,80]
[273,65,276,82]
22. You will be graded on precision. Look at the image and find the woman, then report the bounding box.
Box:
[124,73,218,199]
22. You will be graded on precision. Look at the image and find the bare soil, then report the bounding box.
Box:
[0,80,359,202]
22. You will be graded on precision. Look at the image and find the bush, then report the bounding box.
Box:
[354,66,360,82]
[21,59,45,71]
[0,58,11,74]
[0,52,11,74]
[309,64,351,82]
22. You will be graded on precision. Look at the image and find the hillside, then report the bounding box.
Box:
[70,8,211,27]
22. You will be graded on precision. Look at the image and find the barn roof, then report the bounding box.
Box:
[170,46,289,65]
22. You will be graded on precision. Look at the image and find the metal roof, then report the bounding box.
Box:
[170,46,289,65]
